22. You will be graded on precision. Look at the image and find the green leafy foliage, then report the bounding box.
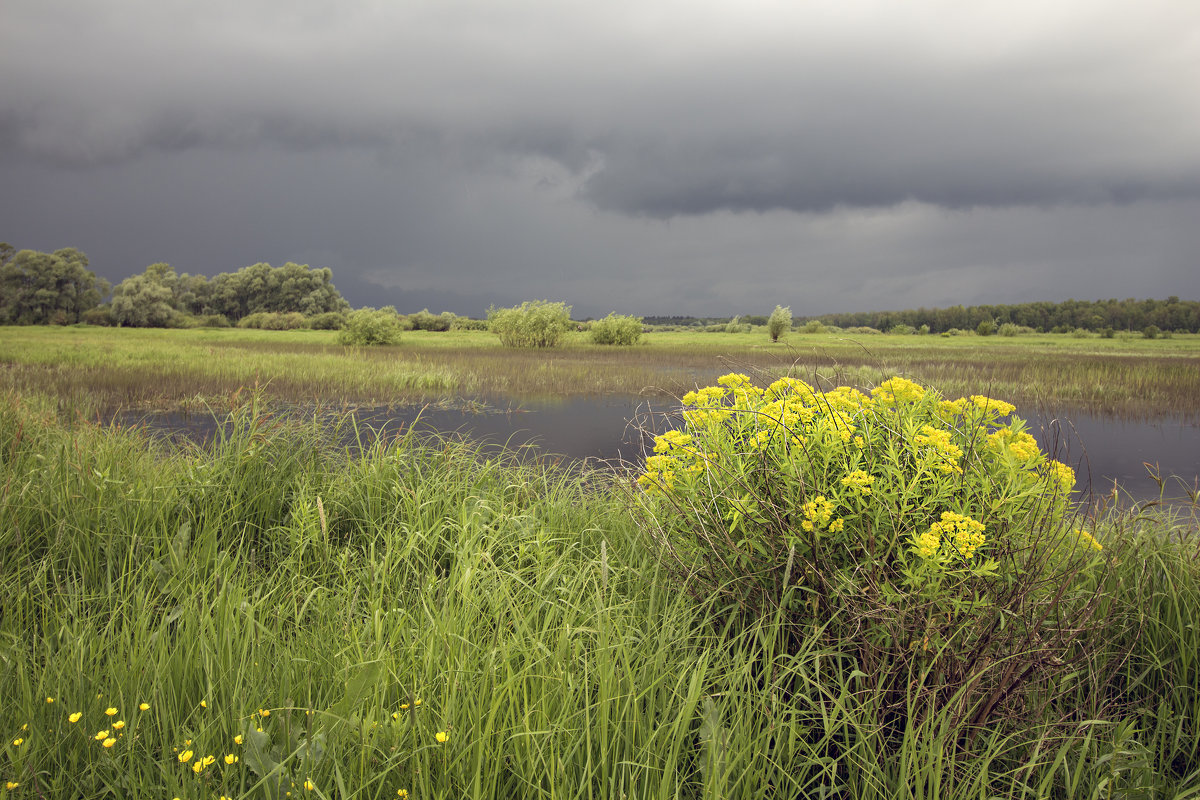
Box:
[0,246,110,324]
[337,307,404,345]
[767,305,792,342]
[487,300,573,348]
[408,309,457,331]
[589,313,643,345]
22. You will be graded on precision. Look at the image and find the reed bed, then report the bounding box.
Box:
[3,326,1199,420]
[2,392,1199,797]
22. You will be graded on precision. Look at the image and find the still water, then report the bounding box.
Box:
[121,396,1199,504]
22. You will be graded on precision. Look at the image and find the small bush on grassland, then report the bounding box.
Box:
[451,316,489,331]
[976,319,997,336]
[1143,324,1161,339]
[999,322,1020,337]
[634,374,1105,731]
[308,311,346,330]
[487,300,573,348]
[767,305,792,342]
[237,311,309,330]
[888,323,915,335]
[337,307,403,345]
[590,313,643,345]
[801,319,824,334]
[79,306,115,326]
[408,308,457,331]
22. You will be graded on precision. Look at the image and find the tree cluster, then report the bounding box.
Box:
[0,245,351,327]
[0,245,110,325]
[110,261,349,326]
[807,297,1200,334]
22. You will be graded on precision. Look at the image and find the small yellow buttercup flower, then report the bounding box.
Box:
[225,753,238,765]
[139,702,150,711]
[258,708,270,718]
[234,734,243,745]
[200,700,207,709]
[304,779,316,791]
[112,720,125,730]
[6,781,18,790]
[192,761,205,774]
[69,712,82,723]
[397,790,408,798]
[94,730,109,741]
[105,707,117,717]
[103,738,116,748]
[178,749,194,763]
[12,738,24,747]
[435,730,449,743]
[46,697,54,704]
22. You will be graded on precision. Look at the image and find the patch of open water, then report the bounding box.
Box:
[118,396,1199,505]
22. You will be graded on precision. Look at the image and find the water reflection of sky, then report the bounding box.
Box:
[119,397,1199,504]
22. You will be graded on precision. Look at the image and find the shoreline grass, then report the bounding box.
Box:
[2,392,1199,797]
[2,325,1199,421]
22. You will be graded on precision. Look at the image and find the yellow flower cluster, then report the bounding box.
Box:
[914,512,988,562]
[871,377,926,405]
[913,426,964,474]
[1075,529,1103,551]
[801,496,844,533]
[987,428,1041,462]
[969,395,1016,419]
[840,470,875,496]
[652,429,693,454]
[1045,460,1076,493]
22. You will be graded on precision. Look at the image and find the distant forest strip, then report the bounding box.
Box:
[651,296,1200,334]
[3,242,1198,333]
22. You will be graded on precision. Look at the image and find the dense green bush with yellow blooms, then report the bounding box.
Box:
[635,374,1107,728]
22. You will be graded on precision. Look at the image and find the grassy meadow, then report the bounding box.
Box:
[1,325,1199,419]
[2,324,1200,798]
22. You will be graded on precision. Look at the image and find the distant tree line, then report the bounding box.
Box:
[0,243,350,327]
[804,298,1200,334]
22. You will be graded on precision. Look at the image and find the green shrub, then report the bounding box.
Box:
[888,324,915,335]
[79,306,115,326]
[767,305,792,342]
[409,308,456,331]
[1143,325,1161,339]
[308,311,347,330]
[337,307,403,345]
[451,316,489,331]
[634,374,1102,730]
[976,319,997,336]
[999,322,1020,337]
[801,319,824,334]
[1100,327,1115,338]
[237,312,270,329]
[590,313,643,345]
[846,326,882,335]
[487,300,573,348]
[1072,327,1091,338]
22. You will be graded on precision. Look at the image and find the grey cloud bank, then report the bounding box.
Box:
[3,0,1198,317]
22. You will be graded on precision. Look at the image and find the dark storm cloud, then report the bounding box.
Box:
[2,0,1198,316]
[6,0,1198,213]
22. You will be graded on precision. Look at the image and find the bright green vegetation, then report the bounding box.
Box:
[2,387,1199,797]
[485,300,573,349]
[2,325,1199,420]
[588,313,643,346]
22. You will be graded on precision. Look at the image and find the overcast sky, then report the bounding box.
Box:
[3,1,1199,318]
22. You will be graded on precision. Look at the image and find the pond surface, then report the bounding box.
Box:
[120,396,1199,504]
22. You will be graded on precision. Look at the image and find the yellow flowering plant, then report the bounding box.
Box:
[634,374,1107,726]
